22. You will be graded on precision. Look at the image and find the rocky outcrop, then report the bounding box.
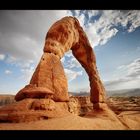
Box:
[0,16,107,123]
[44,16,106,105]
[68,96,93,116]
[0,99,70,123]
[15,53,69,102]
[15,16,106,106]
[0,96,92,122]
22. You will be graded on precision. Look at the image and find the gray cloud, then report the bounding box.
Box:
[125,58,140,78]
[0,10,71,81]
[1,10,140,86]
[0,54,5,60]
[5,70,12,75]
[104,57,140,90]
[1,10,140,66]
[71,10,140,47]
[0,10,70,63]
[104,78,131,90]
[64,68,83,82]
[0,10,69,43]
[64,56,81,69]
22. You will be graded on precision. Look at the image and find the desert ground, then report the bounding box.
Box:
[0,95,140,130]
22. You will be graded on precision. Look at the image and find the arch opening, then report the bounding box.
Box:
[15,16,106,107]
[61,50,90,96]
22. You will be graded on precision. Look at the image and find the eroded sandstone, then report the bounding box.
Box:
[0,16,107,123]
[15,16,106,105]
[15,53,69,102]
[0,99,70,123]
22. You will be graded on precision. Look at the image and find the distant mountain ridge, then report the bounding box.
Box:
[0,88,140,100]
[0,95,15,106]
[69,88,140,97]
[69,91,90,96]
[107,88,140,97]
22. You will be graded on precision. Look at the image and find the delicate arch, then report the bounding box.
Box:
[44,16,106,103]
[15,16,106,104]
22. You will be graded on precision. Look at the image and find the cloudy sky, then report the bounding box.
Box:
[0,10,140,94]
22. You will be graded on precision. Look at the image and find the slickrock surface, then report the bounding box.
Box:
[0,99,70,123]
[0,111,128,130]
[0,96,140,129]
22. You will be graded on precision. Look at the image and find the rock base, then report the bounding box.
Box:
[0,99,70,123]
[93,103,108,111]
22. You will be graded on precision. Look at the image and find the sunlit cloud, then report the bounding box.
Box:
[64,68,83,82]
[5,70,12,75]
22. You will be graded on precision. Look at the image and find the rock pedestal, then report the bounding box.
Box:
[0,99,70,123]
[15,53,69,102]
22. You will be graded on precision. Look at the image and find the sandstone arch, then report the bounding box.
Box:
[15,16,106,107]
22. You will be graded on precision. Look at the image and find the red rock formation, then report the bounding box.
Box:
[15,16,106,106]
[0,98,70,122]
[44,16,106,105]
[15,53,69,102]
[0,16,107,123]
[68,96,93,116]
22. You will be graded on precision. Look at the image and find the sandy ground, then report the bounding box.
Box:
[0,96,140,130]
[118,111,140,130]
[0,110,139,130]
